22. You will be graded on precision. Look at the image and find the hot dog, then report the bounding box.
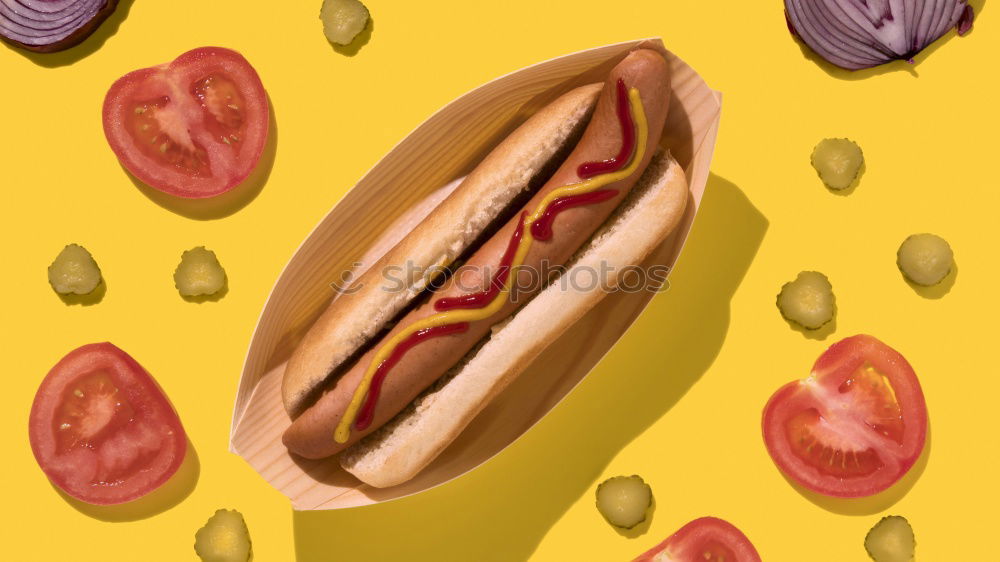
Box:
[281,49,689,485]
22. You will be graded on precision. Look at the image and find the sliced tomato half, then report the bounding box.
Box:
[102,47,269,198]
[633,517,761,562]
[28,343,187,505]
[762,335,928,498]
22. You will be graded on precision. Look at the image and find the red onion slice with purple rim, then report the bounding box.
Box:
[932,1,966,40]
[1,0,117,52]
[789,0,885,67]
[813,0,896,60]
[812,0,896,60]
[3,0,90,23]
[16,0,84,14]
[819,0,897,58]
[784,0,974,70]
[1,9,96,43]
[2,1,93,32]
[924,0,950,47]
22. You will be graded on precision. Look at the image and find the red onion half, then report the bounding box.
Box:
[785,0,975,70]
[1,0,118,53]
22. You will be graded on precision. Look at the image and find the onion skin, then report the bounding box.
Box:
[784,0,975,70]
[1,0,118,53]
[956,4,974,35]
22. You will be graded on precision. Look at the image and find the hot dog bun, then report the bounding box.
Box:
[283,50,673,460]
[281,49,684,482]
[340,151,687,487]
[282,83,603,416]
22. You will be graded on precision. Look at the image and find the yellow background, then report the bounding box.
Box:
[1,0,995,560]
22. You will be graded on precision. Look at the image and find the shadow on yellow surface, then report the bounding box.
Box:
[57,279,108,307]
[129,95,279,220]
[56,438,199,522]
[1,0,136,68]
[787,315,837,342]
[788,0,985,81]
[290,174,768,561]
[785,425,932,516]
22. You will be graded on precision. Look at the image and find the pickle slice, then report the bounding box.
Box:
[320,0,370,45]
[174,246,227,297]
[777,271,835,330]
[47,244,102,295]
[595,475,652,528]
[811,138,864,190]
[864,515,915,562]
[194,509,252,562]
[897,233,953,286]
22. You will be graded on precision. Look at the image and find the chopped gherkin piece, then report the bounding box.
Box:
[48,244,102,295]
[595,475,652,529]
[320,0,370,45]
[811,138,864,190]
[194,509,252,562]
[777,271,835,330]
[174,246,227,297]
[897,233,953,286]
[864,515,915,562]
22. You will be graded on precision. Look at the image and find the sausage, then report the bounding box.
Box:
[283,49,672,459]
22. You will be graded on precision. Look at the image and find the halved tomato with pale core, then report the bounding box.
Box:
[102,47,269,198]
[762,335,928,498]
[633,517,761,562]
[28,343,187,505]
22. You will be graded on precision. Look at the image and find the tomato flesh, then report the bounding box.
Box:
[129,97,210,175]
[673,539,737,561]
[54,371,135,452]
[762,335,928,498]
[633,517,761,562]
[786,408,884,478]
[29,343,186,505]
[193,74,246,131]
[840,364,905,443]
[103,47,269,198]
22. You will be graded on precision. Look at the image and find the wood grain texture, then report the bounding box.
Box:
[229,38,721,510]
